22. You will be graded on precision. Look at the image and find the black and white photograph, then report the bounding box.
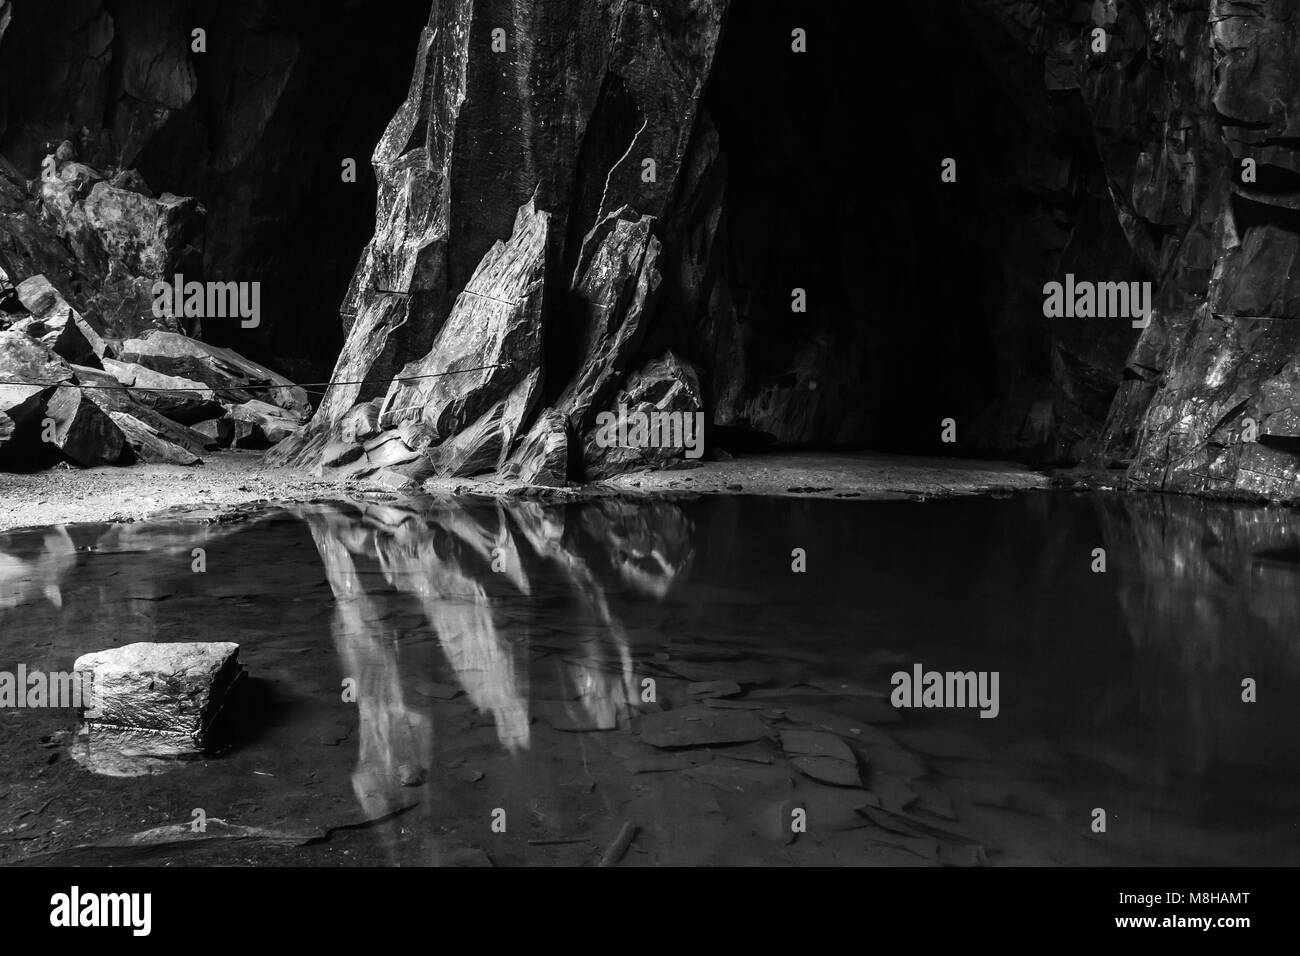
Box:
[0,0,1289,936]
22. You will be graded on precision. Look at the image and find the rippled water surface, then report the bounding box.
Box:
[1,491,1297,866]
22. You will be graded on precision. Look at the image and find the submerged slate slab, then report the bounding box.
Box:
[73,641,243,752]
[779,729,864,787]
[637,704,766,749]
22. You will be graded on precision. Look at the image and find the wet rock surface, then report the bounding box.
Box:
[74,642,243,738]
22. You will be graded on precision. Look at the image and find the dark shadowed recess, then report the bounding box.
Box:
[705,0,1096,458]
[0,0,431,374]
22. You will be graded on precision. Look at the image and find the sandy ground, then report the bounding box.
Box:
[0,450,1051,531]
[0,451,339,532]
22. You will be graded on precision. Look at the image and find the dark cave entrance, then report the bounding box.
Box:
[167,0,434,378]
[704,0,1040,457]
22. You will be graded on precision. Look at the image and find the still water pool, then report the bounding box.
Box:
[0,491,1296,866]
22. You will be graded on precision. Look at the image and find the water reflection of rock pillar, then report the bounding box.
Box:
[304,511,434,860]
[1094,494,1300,776]
[0,526,76,614]
[299,497,693,857]
[510,499,694,732]
[301,500,535,860]
[371,500,532,752]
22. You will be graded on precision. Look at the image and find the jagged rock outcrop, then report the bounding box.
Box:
[424,370,542,479]
[13,275,106,366]
[582,350,705,479]
[0,143,308,471]
[0,147,199,341]
[42,383,127,466]
[273,0,727,487]
[556,209,663,435]
[1106,2,1300,500]
[287,0,1294,492]
[505,408,568,487]
[379,200,548,440]
[0,330,72,466]
[961,0,1300,498]
[119,331,309,418]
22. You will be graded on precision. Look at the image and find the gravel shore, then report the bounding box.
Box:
[0,450,1051,531]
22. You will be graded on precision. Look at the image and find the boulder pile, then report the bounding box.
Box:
[0,145,307,470]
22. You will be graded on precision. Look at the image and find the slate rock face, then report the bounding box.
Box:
[42,383,127,466]
[582,350,705,480]
[13,275,107,366]
[119,331,309,418]
[264,0,1183,486]
[424,370,542,479]
[0,330,74,466]
[272,0,728,486]
[505,408,569,487]
[378,200,548,441]
[72,362,212,463]
[555,210,663,436]
[0,153,197,343]
[960,0,1300,497]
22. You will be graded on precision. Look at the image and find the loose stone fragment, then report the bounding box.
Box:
[72,642,245,768]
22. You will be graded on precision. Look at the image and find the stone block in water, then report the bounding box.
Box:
[73,641,243,754]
